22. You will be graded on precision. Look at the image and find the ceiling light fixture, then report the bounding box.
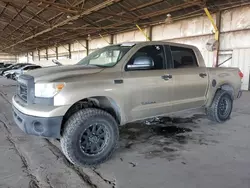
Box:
[87,34,91,41]
[165,14,173,24]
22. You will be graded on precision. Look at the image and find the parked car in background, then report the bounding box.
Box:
[0,62,13,68]
[0,64,15,74]
[0,63,31,76]
[4,63,13,67]
[13,65,42,80]
[4,65,41,80]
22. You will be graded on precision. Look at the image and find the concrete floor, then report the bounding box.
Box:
[1,77,250,188]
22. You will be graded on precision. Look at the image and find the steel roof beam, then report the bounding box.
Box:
[2,0,122,50]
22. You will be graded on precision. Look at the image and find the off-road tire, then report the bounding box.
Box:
[207,90,233,123]
[61,108,119,166]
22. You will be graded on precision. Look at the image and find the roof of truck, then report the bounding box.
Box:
[117,41,197,49]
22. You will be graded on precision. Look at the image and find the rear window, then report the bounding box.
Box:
[170,46,198,68]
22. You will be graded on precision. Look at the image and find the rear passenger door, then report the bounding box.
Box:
[165,45,208,112]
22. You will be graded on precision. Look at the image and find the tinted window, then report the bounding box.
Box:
[170,46,198,68]
[30,66,41,70]
[4,64,12,67]
[126,45,165,71]
[12,64,24,69]
[24,66,41,70]
[23,67,28,70]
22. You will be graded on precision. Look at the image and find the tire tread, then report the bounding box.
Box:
[61,108,119,166]
[207,90,232,123]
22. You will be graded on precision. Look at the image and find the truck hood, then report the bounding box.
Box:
[27,65,104,82]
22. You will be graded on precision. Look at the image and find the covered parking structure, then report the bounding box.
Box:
[0,2,247,66]
[0,0,249,88]
[0,0,247,52]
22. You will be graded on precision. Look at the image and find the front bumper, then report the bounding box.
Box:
[12,105,63,138]
[12,95,70,117]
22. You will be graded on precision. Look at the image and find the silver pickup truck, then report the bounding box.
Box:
[12,41,243,166]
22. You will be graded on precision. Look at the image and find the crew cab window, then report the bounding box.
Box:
[170,46,198,68]
[126,45,165,71]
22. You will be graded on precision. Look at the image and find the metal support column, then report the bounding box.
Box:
[110,34,114,44]
[215,11,221,67]
[38,49,40,61]
[68,43,72,59]
[86,40,89,56]
[204,8,219,40]
[56,46,58,60]
[148,26,153,41]
[26,52,29,63]
[31,51,34,62]
[45,48,48,60]
[204,8,220,67]
[136,24,150,41]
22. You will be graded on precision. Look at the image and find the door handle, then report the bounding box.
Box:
[161,74,172,80]
[199,73,207,78]
[114,79,123,84]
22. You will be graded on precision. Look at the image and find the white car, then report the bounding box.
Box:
[4,65,41,79]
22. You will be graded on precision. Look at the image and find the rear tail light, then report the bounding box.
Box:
[238,70,244,79]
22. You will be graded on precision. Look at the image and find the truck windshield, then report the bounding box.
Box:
[77,45,132,67]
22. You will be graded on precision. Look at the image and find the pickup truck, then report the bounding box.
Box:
[12,41,243,166]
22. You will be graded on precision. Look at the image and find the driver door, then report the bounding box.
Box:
[122,45,174,122]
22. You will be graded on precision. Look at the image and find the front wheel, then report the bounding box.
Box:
[61,108,119,166]
[207,90,233,123]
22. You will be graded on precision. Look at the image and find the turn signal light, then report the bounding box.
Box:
[56,83,65,90]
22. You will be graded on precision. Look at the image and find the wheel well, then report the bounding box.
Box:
[219,84,234,99]
[61,96,121,133]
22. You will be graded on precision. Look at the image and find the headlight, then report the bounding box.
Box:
[35,83,65,98]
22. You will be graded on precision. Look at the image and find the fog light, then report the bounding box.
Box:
[33,121,44,133]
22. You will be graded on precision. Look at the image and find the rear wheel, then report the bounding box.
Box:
[207,90,233,123]
[61,108,119,166]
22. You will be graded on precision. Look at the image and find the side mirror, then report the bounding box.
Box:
[127,56,154,70]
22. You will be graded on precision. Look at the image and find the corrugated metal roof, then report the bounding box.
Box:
[0,0,249,53]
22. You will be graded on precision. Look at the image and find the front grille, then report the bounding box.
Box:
[17,74,35,104]
[17,83,28,102]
